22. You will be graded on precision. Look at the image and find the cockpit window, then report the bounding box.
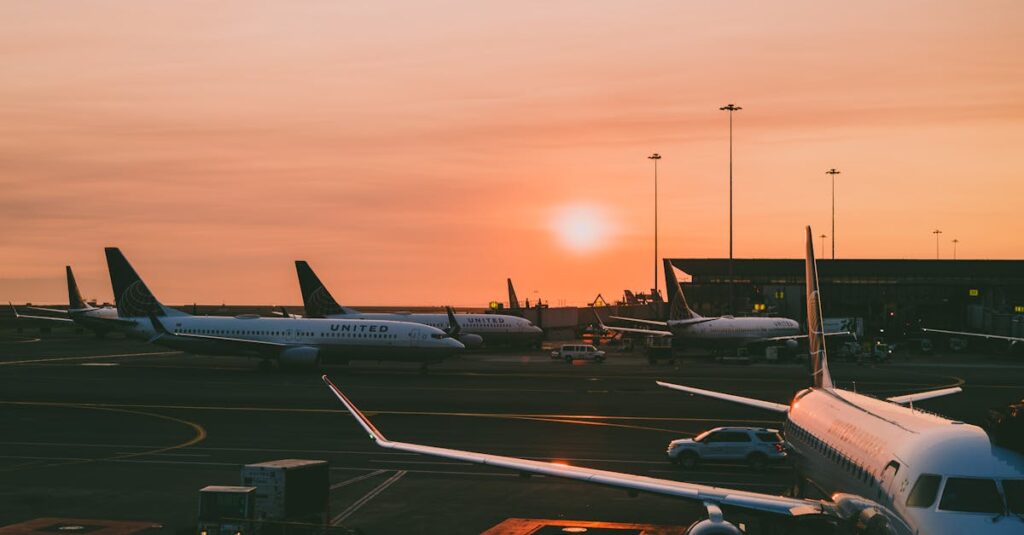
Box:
[906,474,941,508]
[938,478,1002,513]
[1004,480,1024,514]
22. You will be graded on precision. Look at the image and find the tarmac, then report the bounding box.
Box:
[1,329,1022,534]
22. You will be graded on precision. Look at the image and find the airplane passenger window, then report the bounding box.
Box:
[906,474,941,507]
[938,478,1002,513]
[1003,480,1024,513]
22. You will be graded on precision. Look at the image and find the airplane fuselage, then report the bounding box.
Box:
[328,312,543,347]
[668,317,801,347]
[127,315,464,363]
[785,387,1024,534]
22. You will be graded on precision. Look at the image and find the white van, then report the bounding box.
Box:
[551,344,606,363]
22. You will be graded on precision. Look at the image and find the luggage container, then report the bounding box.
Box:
[241,459,329,525]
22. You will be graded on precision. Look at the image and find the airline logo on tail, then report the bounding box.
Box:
[804,226,833,389]
[104,248,164,318]
[665,265,698,321]
[295,261,344,318]
[507,278,521,311]
[65,266,87,310]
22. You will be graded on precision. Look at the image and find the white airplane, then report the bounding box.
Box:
[597,263,849,352]
[322,227,1024,535]
[921,328,1023,350]
[292,261,543,348]
[106,248,464,370]
[9,265,132,337]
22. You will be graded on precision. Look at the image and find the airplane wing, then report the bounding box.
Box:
[26,306,72,315]
[10,303,74,324]
[656,381,790,414]
[609,316,670,327]
[271,306,304,319]
[593,310,673,337]
[322,375,828,518]
[758,331,855,343]
[886,386,962,405]
[612,316,720,328]
[921,328,1022,343]
[601,324,674,337]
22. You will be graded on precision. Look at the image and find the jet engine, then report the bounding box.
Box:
[278,346,321,369]
[832,493,896,535]
[457,333,484,349]
[785,339,800,349]
[684,503,743,535]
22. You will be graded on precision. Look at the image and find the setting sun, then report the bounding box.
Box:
[551,204,612,253]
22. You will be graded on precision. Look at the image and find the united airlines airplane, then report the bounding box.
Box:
[9,266,131,337]
[293,260,543,348]
[323,227,1024,534]
[598,262,848,352]
[106,249,463,370]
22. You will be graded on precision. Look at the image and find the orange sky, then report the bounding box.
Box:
[2,1,1023,306]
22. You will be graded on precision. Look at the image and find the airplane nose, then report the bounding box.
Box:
[447,338,465,350]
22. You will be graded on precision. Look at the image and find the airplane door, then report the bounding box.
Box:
[878,460,901,502]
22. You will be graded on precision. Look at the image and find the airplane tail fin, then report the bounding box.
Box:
[295,261,348,318]
[65,266,87,310]
[507,278,521,312]
[104,248,171,318]
[805,226,833,389]
[664,262,699,321]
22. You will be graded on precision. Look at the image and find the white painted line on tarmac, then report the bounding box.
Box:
[331,469,389,490]
[331,470,407,525]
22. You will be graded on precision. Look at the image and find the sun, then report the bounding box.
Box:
[551,204,612,253]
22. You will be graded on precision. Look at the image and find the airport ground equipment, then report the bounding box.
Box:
[241,459,329,525]
[197,485,256,535]
[550,344,605,363]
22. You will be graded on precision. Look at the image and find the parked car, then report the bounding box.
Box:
[667,427,786,470]
[551,344,606,363]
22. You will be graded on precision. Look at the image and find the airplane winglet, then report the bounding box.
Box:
[592,309,608,330]
[322,375,389,444]
[278,305,292,319]
[9,302,20,319]
[445,306,461,337]
[146,309,169,335]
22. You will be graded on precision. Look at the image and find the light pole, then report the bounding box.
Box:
[648,153,662,299]
[720,104,741,314]
[825,169,841,259]
[952,238,959,260]
[819,234,827,254]
[932,229,943,259]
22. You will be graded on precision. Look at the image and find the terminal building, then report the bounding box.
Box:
[669,258,1024,341]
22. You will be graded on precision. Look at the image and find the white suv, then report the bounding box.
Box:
[667,427,786,470]
[551,344,606,363]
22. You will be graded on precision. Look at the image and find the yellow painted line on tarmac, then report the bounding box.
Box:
[0,350,182,366]
[0,401,207,473]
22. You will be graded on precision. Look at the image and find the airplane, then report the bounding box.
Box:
[291,261,543,348]
[9,266,133,337]
[106,248,464,370]
[596,260,850,353]
[321,227,1024,535]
